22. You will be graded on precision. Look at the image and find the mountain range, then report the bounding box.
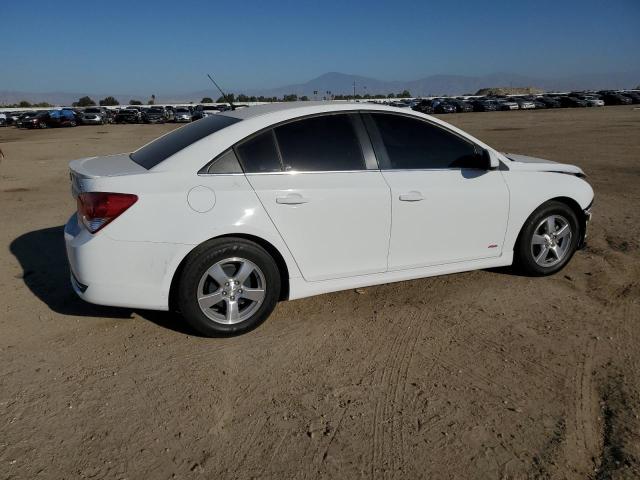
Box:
[2,71,638,106]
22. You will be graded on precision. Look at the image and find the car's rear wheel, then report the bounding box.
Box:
[515,201,580,276]
[177,238,280,336]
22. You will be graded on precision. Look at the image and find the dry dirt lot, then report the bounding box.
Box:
[1,106,639,480]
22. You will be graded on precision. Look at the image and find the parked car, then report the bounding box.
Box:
[528,97,548,109]
[193,105,224,120]
[174,107,193,123]
[537,96,562,108]
[558,96,588,108]
[497,99,519,111]
[3,111,21,126]
[411,100,434,114]
[16,111,38,128]
[82,107,108,125]
[598,92,632,105]
[22,111,50,128]
[432,100,456,114]
[572,95,604,107]
[446,99,474,113]
[164,106,176,122]
[514,98,536,110]
[0,112,6,126]
[471,99,498,112]
[65,102,593,336]
[143,107,166,124]
[115,109,141,124]
[621,91,640,104]
[47,109,78,127]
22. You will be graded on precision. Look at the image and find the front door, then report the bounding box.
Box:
[364,112,509,270]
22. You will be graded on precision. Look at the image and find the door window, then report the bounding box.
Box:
[274,114,365,171]
[366,113,478,170]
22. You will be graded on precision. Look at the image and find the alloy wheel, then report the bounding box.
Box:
[530,215,572,267]
[197,257,266,324]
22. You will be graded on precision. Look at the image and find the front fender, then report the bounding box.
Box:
[502,171,594,252]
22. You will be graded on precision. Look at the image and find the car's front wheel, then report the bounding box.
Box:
[515,200,580,276]
[177,238,281,336]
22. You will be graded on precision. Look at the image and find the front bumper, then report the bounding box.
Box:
[64,213,190,311]
[578,203,593,250]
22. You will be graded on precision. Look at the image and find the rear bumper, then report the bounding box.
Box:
[64,214,190,311]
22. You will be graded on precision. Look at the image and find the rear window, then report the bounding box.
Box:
[130,114,241,169]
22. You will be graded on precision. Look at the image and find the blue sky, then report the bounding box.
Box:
[1,0,639,94]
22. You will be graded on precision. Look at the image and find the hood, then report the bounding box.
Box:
[504,153,585,176]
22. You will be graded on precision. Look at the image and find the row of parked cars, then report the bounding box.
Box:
[1,90,638,128]
[387,90,640,114]
[0,104,234,128]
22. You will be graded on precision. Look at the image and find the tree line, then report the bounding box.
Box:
[3,90,414,109]
[209,90,412,103]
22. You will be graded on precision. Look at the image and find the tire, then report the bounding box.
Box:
[177,238,281,336]
[514,200,580,276]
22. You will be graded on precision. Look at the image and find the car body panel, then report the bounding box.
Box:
[382,168,510,269]
[247,171,391,281]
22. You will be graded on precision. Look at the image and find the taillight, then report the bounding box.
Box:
[77,192,138,233]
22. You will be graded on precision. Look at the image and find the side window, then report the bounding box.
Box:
[235,130,282,173]
[274,114,365,171]
[368,113,478,170]
[200,149,244,174]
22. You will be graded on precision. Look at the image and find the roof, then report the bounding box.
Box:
[222,101,390,120]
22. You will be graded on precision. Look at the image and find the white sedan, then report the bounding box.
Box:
[65,102,594,335]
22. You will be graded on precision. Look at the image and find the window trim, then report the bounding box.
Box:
[198,148,245,176]
[227,111,377,175]
[361,111,484,171]
[197,109,487,175]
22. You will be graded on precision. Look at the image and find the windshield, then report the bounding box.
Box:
[130,114,241,169]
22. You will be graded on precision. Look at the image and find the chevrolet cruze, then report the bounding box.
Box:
[65,102,593,336]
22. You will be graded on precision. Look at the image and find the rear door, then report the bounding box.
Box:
[238,113,391,282]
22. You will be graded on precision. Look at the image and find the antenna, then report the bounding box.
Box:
[206,73,236,110]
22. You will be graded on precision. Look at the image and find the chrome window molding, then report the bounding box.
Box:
[199,108,489,175]
[245,169,379,176]
[198,167,498,176]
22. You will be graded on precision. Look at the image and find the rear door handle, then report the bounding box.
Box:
[276,193,309,205]
[399,191,424,202]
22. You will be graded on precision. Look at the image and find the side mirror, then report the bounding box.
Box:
[481,149,499,170]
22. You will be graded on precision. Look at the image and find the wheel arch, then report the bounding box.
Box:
[514,196,586,250]
[168,233,291,311]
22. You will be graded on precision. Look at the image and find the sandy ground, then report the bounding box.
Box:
[1,107,639,480]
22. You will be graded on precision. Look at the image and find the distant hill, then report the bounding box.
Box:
[2,70,638,106]
[475,87,544,96]
[242,71,640,98]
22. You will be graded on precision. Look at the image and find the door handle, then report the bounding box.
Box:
[276,193,309,205]
[399,191,424,202]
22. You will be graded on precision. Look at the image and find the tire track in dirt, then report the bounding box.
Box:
[368,311,426,480]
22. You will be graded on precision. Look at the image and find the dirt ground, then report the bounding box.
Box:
[1,106,639,480]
